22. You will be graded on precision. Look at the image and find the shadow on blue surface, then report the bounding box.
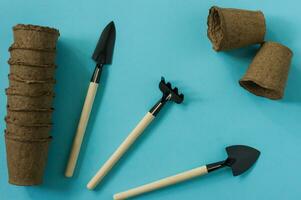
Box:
[266,15,298,48]
[92,99,180,192]
[217,42,301,103]
[284,66,301,103]
[75,64,111,176]
[128,168,230,199]
[266,15,301,103]
[26,38,92,192]
[127,153,260,200]
[219,45,260,84]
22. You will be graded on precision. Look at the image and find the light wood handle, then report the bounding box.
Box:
[87,112,155,190]
[65,82,99,177]
[113,165,208,200]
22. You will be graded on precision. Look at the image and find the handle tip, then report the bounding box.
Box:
[113,194,122,200]
[65,170,74,178]
[87,183,95,190]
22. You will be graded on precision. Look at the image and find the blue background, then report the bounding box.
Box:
[0,0,300,199]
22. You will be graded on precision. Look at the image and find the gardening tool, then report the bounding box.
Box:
[114,145,260,200]
[87,77,184,190]
[65,21,116,177]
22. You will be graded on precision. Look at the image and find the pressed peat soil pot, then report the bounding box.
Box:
[8,58,56,68]
[6,108,53,124]
[13,24,60,49]
[207,6,266,51]
[9,62,56,81]
[9,74,55,96]
[6,89,54,110]
[4,23,58,186]
[6,87,53,98]
[9,45,56,65]
[239,41,293,100]
[5,133,51,186]
[5,119,51,139]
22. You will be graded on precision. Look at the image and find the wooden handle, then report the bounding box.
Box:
[114,165,208,200]
[65,82,99,177]
[87,112,155,190]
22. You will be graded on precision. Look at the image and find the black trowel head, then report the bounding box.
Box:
[92,21,116,65]
[159,77,184,104]
[225,145,260,176]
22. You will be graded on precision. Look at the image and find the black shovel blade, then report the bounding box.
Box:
[92,21,116,65]
[159,77,184,104]
[226,145,260,176]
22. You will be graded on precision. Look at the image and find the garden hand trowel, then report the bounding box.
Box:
[87,77,184,189]
[114,145,260,200]
[65,21,116,177]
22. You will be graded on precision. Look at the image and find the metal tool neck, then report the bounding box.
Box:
[91,63,103,83]
[206,157,236,173]
[206,160,227,173]
[149,94,171,116]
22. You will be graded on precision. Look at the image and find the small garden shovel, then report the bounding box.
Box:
[114,145,260,199]
[65,21,116,177]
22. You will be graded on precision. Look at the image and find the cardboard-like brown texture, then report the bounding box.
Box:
[6,119,51,139]
[6,90,54,110]
[4,23,59,186]
[9,63,56,81]
[5,133,51,185]
[13,24,60,49]
[9,45,56,65]
[9,74,55,96]
[207,6,266,51]
[239,42,293,99]
[8,58,56,68]
[7,108,53,124]
[6,87,53,97]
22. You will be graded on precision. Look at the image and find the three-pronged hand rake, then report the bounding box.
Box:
[87,77,184,190]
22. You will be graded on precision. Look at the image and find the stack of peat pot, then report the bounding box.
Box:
[5,24,59,185]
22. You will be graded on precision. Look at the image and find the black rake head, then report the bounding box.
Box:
[159,77,184,104]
